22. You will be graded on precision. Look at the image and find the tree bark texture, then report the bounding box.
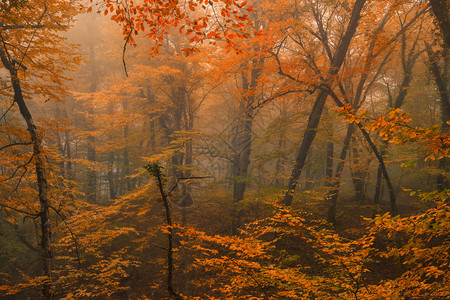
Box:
[429,0,450,48]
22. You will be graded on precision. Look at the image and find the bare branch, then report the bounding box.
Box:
[0,142,32,152]
[48,205,83,269]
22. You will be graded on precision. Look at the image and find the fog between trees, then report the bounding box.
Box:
[0,0,448,299]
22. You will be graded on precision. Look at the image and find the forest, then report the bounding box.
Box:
[0,0,448,299]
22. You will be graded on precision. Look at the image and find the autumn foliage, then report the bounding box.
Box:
[0,0,449,299]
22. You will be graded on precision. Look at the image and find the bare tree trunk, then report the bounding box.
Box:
[326,124,354,224]
[107,151,117,199]
[86,135,97,202]
[373,147,385,204]
[303,167,314,190]
[123,123,133,194]
[168,86,186,185]
[350,143,367,203]
[180,137,193,207]
[86,43,97,203]
[429,0,450,48]
[426,42,449,191]
[230,59,263,234]
[282,0,366,206]
[274,107,287,187]
[146,164,183,300]
[372,165,383,204]
[374,28,421,203]
[325,142,334,183]
[143,85,157,150]
[274,135,285,186]
[231,113,253,234]
[326,90,398,215]
[65,131,73,181]
[283,91,328,206]
[0,52,53,299]
[324,116,334,188]
[357,124,397,215]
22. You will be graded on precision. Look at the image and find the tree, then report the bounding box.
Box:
[325,1,429,221]
[0,0,81,298]
[429,0,450,48]
[425,39,449,191]
[278,0,367,206]
[2,0,448,298]
[372,10,427,204]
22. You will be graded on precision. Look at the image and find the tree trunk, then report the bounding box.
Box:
[350,143,367,203]
[325,142,334,182]
[86,43,97,203]
[282,0,366,206]
[429,0,450,49]
[274,134,285,186]
[274,115,286,186]
[107,151,117,200]
[65,131,73,181]
[230,59,263,234]
[426,42,449,191]
[123,123,133,194]
[326,90,398,215]
[169,86,186,185]
[304,167,314,190]
[231,113,253,234]
[326,124,354,224]
[325,128,334,188]
[0,52,53,299]
[373,146,386,204]
[147,164,183,300]
[324,108,334,188]
[283,91,328,206]
[357,124,397,215]
[180,138,193,207]
[373,165,383,204]
[86,135,97,202]
[374,29,421,203]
